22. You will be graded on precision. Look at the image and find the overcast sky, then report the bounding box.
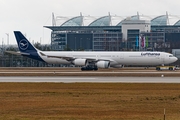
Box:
[0,0,180,45]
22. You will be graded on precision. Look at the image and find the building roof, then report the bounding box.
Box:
[53,14,180,26]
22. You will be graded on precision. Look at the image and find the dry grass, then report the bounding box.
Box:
[0,83,180,120]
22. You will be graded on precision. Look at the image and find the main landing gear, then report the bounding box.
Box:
[81,65,98,71]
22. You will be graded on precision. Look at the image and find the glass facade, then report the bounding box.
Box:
[51,30,122,51]
[67,33,93,51]
[151,15,167,26]
[61,16,82,26]
[141,32,165,51]
[116,20,125,26]
[47,14,180,52]
[51,31,67,50]
[127,29,140,50]
[55,15,180,27]
[93,32,122,51]
[49,25,180,52]
[174,20,180,26]
[89,16,110,26]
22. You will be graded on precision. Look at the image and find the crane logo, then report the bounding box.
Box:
[19,39,29,50]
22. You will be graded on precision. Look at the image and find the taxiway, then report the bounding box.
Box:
[0,76,180,83]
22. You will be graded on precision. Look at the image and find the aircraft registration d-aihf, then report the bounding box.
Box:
[9,31,178,70]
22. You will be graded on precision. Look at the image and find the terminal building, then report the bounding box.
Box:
[44,13,180,54]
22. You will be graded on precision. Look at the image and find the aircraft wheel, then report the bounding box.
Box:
[94,67,98,71]
[169,67,173,71]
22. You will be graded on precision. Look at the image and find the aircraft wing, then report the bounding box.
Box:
[41,52,114,62]
[46,55,75,61]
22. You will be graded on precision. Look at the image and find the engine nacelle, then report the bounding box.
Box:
[96,61,110,68]
[73,59,87,66]
[111,65,124,68]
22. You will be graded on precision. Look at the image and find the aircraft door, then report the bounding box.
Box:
[120,53,124,59]
[161,54,165,64]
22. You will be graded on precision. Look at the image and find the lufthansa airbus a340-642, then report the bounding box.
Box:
[7,31,178,70]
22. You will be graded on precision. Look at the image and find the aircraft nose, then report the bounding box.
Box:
[174,57,178,62]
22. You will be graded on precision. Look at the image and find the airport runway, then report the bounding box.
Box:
[0,71,180,77]
[0,76,180,83]
[0,67,180,77]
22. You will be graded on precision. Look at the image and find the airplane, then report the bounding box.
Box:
[7,31,178,70]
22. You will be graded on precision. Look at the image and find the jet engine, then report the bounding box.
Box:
[73,59,87,66]
[111,65,124,68]
[96,61,110,68]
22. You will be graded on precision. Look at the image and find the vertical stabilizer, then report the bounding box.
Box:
[14,31,37,53]
[14,31,45,62]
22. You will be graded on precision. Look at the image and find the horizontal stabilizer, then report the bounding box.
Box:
[5,51,30,56]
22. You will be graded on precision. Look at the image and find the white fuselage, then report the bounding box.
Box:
[38,51,178,66]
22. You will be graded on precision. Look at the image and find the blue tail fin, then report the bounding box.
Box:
[14,31,45,62]
[14,31,37,53]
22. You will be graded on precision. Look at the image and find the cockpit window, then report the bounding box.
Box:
[169,55,173,57]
